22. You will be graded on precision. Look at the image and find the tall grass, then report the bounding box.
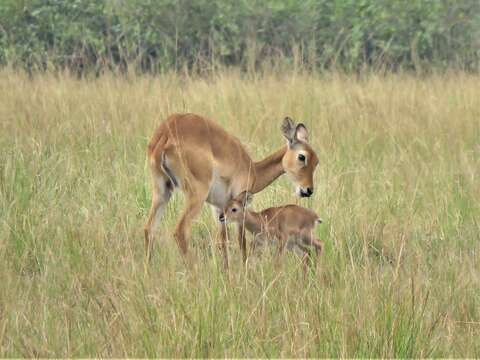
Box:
[0,68,479,357]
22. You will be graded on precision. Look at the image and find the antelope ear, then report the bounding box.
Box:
[244,192,253,206]
[235,191,253,207]
[281,117,296,146]
[295,123,308,143]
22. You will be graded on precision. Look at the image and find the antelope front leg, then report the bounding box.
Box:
[218,222,229,270]
[312,238,323,269]
[312,238,323,256]
[294,242,313,274]
[210,206,229,270]
[275,233,288,268]
[237,223,247,264]
[249,235,259,257]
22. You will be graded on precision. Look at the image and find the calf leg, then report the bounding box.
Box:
[274,233,288,268]
[210,206,229,270]
[312,238,323,257]
[302,231,323,266]
[295,242,314,272]
[237,223,247,264]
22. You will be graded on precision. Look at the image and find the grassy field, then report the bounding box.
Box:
[0,68,479,357]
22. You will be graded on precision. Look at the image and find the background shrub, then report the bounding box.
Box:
[0,0,479,73]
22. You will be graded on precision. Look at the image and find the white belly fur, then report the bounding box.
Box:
[206,171,230,209]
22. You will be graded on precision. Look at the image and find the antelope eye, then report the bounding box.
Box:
[232,208,237,213]
[298,154,306,162]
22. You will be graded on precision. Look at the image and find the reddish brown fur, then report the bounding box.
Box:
[222,192,323,265]
[144,113,319,268]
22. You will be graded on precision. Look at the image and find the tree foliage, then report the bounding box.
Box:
[0,0,479,73]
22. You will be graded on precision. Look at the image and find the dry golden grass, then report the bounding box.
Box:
[0,68,479,357]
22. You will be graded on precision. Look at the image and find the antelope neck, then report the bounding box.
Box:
[242,210,264,234]
[251,146,287,194]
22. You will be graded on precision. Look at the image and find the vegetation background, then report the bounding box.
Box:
[1,0,479,358]
[1,0,480,73]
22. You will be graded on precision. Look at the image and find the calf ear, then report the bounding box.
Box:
[281,117,296,146]
[235,191,253,207]
[244,192,253,206]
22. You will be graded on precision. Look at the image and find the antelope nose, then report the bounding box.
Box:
[300,188,313,197]
[219,214,225,223]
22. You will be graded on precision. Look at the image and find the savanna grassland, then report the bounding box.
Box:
[0,69,479,357]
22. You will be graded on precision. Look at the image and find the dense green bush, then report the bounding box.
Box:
[0,0,479,73]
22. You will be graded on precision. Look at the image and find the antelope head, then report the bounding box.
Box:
[219,191,253,224]
[281,117,319,197]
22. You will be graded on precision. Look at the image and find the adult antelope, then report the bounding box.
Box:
[144,113,319,268]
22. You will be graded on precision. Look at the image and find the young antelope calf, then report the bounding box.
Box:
[219,192,323,265]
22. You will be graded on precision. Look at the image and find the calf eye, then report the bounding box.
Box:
[232,208,237,213]
[298,154,306,162]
